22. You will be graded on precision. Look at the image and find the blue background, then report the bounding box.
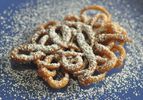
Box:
[0,0,143,100]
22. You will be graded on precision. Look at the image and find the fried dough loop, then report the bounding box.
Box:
[10,5,131,89]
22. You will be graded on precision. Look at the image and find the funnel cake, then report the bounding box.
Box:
[10,5,131,89]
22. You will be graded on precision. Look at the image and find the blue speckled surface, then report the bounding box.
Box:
[0,0,143,100]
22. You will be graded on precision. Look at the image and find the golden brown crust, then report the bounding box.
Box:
[10,5,131,88]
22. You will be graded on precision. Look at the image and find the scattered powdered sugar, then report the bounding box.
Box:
[0,0,143,99]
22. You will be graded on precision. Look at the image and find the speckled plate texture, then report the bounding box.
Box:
[0,0,143,100]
